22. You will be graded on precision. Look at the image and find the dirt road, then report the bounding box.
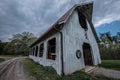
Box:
[0,57,28,80]
[91,67,120,79]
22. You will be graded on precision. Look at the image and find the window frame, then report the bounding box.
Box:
[39,43,44,57]
[47,37,56,60]
[35,45,38,56]
[33,47,35,56]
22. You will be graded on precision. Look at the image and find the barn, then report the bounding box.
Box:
[29,2,101,75]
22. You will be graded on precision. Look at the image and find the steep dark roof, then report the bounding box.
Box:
[30,1,99,47]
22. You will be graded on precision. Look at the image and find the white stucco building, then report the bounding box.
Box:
[29,2,101,75]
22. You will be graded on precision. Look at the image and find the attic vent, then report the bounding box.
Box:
[78,11,88,31]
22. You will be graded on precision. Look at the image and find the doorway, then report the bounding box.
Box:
[83,43,93,65]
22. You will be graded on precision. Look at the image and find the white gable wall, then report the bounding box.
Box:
[86,21,101,65]
[61,10,101,75]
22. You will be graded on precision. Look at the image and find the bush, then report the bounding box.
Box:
[99,44,120,60]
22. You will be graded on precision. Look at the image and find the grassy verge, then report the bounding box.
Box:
[0,55,19,57]
[23,58,60,80]
[23,58,118,80]
[99,60,120,70]
[0,55,18,61]
[0,58,5,63]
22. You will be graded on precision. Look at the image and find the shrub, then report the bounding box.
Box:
[99,44,120,60]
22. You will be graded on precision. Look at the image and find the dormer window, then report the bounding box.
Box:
[78,11,88,31]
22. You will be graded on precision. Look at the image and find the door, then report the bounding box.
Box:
[83,43,93,65]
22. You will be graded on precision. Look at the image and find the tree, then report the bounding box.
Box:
[99,32,120,60]
[99,32,112,44]
[115,32,120,43]
[4,32,37,55]
[0,40,8,55]
[0,40,3,55]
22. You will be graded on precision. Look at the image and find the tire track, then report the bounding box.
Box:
[0,60,17,80]
[0,59,17,76]
[0,57,28,80]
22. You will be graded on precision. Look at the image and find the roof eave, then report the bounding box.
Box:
[30,1,98,47]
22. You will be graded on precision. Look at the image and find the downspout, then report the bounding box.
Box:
[54,26,64,76]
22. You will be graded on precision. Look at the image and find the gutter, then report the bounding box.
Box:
[54,25,64,76]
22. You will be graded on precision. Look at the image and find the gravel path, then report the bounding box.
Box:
[0,57,28,80]
[91,67,120,79]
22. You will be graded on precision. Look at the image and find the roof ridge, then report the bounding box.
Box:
[30,1,94,47]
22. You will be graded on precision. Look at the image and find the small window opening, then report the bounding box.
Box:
[47,38,56,60]
[78,11,88,31]
[32,48,34,55]
[30,49,32,55]
[35,46,38,56]
[33,47,35,56]
[39,43,44,57]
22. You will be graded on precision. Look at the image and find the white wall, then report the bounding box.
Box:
[61,10,101,75]
[29,33,62,75]
[29,10,101,75]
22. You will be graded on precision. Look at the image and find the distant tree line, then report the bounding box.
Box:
[0,31,120,59]
[99,32,120,60]
[99,32,120,44]
[0,32,37,56]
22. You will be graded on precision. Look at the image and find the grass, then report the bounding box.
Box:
[23,58,119,80]
[23,58,95,80]
[99,60,120,70]
[23,58,60,80]
[0,58,5,63]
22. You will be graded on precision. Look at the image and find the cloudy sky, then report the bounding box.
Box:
[0,0,120,41]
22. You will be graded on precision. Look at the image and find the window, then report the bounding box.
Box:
[35,46,38,56]
[78,11,88,31]
[30,49,32,55]
[39,43,44,57]
[47,38,56,60]
[32,48,34,55]
[33,47,35,56]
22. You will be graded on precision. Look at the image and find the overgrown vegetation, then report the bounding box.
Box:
[99,32,120,60]
[99,44,120,60]
[23,58,59,80]
[0,32,37,56]
[23,58,95,80]
[0,58,5,63]
[99,60,120,70]
[23,58,117,80]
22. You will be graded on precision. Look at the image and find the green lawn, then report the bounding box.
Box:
[99,60,120,70]
[23,58,119,80]
[0,58,5,63]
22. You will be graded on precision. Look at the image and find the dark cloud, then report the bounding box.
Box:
[93,0,120,26]
[0,0,120,41]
